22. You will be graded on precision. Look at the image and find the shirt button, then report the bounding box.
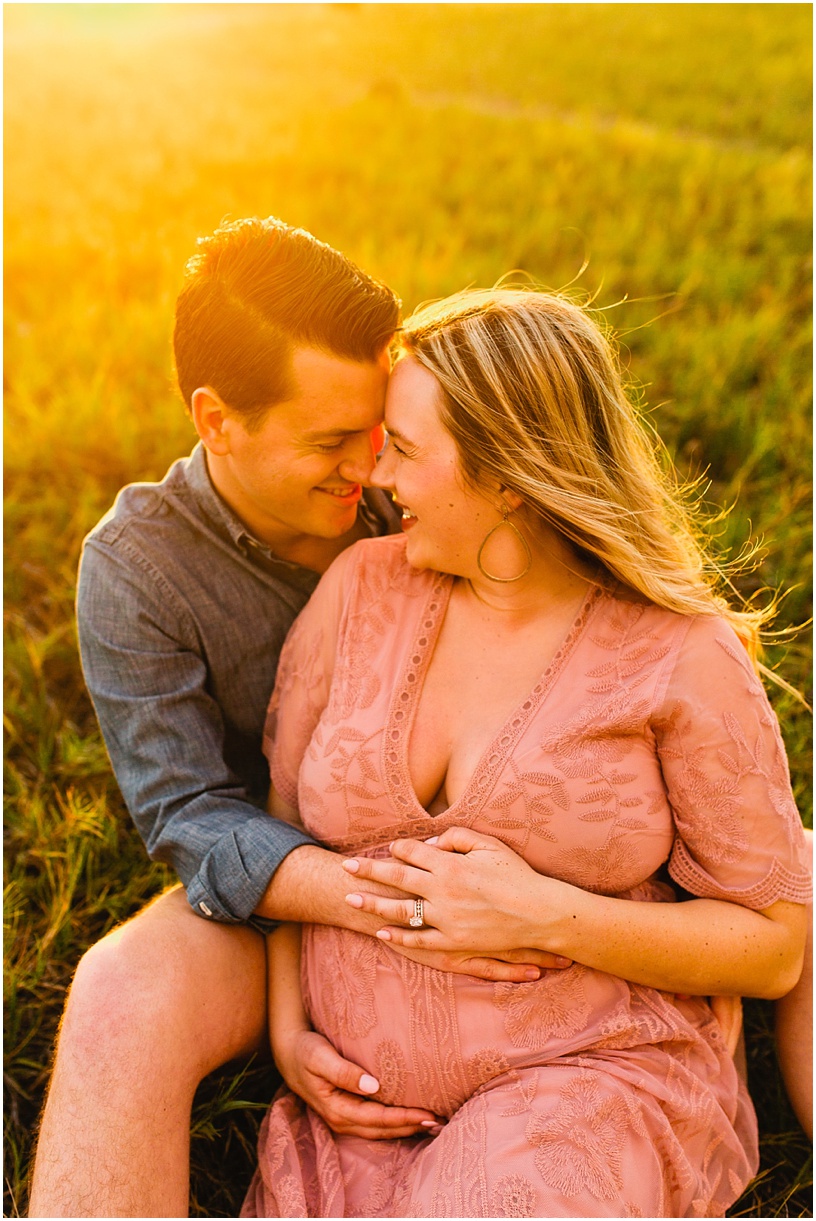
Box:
[198,901,213,917]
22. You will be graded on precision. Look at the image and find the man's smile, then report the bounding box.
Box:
[316,484,362,505]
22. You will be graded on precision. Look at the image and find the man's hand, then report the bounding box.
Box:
[274,1028,441,1139]
[390,943,570,982]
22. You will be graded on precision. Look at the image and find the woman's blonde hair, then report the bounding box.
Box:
[398,287,770,665]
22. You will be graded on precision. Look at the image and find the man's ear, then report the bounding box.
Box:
[191,387,231,455]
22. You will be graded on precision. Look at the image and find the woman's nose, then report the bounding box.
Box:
[369,442,395,489]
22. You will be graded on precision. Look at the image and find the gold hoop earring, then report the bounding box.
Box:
[476,505,532,583]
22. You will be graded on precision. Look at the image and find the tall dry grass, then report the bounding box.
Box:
[5,5,811,1215]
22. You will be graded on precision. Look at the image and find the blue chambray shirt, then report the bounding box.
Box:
[76,443,398,931]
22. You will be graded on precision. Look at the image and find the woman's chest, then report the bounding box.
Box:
[302,643,677,891]
[406,608,580,809]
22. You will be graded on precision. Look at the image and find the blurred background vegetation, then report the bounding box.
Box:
[4,4,812,1216]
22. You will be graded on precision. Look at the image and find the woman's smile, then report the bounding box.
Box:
[398,501,418,530]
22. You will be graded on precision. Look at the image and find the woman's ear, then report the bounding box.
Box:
[191,387,231,455]
[499,487,524,514]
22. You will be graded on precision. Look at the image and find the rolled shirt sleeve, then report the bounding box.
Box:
[77,534,317,926]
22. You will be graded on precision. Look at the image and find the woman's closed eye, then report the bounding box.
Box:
[384,434,410,458]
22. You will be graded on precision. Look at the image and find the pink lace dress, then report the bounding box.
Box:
[242,535,810,1219]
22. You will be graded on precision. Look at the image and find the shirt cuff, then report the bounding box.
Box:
[184,816,318,925]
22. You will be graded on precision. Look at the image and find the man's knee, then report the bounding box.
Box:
[61,923,193,1073]
[58,889,267,1077]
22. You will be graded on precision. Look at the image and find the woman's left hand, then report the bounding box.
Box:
[343,826,569,954]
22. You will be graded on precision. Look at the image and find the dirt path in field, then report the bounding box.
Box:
[404,89,793,156]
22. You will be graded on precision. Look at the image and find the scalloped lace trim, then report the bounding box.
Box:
[669,838,813,909]
[382,580,606,824]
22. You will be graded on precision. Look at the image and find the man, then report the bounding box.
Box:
[28,218,561,1218]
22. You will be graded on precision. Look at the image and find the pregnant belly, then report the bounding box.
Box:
[301,924,646,1117]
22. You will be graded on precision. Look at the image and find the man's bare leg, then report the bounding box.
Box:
[28,886,267,1218]
[775,829,813,1138]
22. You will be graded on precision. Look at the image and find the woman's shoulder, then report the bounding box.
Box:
[321,533,438,608]
[596,580,758,690]
[315,531,404,584]
[347,531,410,566]
[602,580,743,646]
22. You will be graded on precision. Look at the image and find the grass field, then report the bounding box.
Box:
[4,4,812,1216]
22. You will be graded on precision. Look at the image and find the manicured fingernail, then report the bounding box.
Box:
[524,967,541,980]
[555,956,571,967]
[427,836,439,845]
[376,929,392,941]
[420,1119,436,1127]
[359,1074,379,1093]
[428,1125,444,1136]
[343,859,360,873]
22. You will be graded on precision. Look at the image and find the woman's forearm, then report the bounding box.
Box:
[343,831,807,1000]
[266,922,308,1048]
[525,880,806,999]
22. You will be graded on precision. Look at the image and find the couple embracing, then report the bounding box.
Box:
[29,218,811,1219]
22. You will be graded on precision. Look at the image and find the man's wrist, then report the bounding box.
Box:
[255,843,384,934]
[255,844,331,921]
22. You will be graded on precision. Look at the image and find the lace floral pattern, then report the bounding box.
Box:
[525,1072,637,1200]
[374,1039,408,1106]
[490,1173,538,1217]
[243,535,808,1219]
[493,969,592,1046]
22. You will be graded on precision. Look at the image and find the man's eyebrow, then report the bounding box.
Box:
[302,427,368,441]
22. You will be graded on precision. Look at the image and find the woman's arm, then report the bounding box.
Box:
[266,922,440,1137]
[343,828,807,1000]
[263,782,572,980]
[267,784,306,827]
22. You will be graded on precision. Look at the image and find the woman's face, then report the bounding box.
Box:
[371,356,499,575]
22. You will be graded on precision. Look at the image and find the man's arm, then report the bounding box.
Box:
[79,536,569,978]
[77,536,314,926]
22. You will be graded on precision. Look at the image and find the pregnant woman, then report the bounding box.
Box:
[243,287,810,1218]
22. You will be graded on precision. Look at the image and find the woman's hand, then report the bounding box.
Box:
[343,826,567,954]
[343,828,807,999]
[274,1027,442,1139]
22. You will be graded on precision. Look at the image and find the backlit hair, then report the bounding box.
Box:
[398,287,769,663]
[174,217,400,430]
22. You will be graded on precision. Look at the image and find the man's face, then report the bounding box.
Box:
[215,346,389,556]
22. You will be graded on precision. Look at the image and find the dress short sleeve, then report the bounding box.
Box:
[653,615,811,909]
[263,544,360,809]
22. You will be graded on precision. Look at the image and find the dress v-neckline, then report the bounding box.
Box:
[381,573,605,827]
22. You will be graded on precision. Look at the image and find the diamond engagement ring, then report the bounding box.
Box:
[409,898,424,928]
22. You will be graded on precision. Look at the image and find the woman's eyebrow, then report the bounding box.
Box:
[385,425,414,446]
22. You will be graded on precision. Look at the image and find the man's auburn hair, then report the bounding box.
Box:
[173,217,401,430]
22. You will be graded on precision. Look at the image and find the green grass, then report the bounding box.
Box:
[4,5,812,1216]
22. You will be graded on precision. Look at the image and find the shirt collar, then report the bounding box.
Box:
[185,442,254,550]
